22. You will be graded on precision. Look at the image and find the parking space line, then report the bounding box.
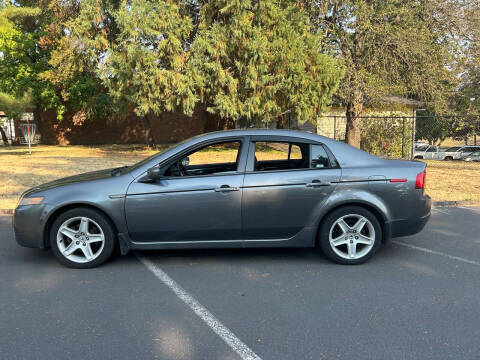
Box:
[136,253,262,360]
[393,241,480,266]
[431,207,450,214]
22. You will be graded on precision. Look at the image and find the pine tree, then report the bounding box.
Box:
[189,0,342,127]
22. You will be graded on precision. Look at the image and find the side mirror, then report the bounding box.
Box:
[181,156,190,167]
[146,166,162,181]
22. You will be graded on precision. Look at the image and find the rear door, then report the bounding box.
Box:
[242,136,341,240]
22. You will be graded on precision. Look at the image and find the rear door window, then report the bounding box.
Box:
[253,142,309,171]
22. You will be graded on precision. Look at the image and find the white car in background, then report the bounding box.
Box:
[462,151,480,162]
[438,145,480,160]
[413,145,442,160]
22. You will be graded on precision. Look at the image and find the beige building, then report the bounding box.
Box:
[316,96,423,140]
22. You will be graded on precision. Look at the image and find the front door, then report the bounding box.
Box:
[242,139,341,240]
[125,139,246,243]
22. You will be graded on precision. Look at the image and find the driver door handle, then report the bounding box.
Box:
[215,185,240,192]
[306,179,331,187]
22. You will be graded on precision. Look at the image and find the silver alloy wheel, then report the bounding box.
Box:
[56,216,105,264]
[328,214,375,260]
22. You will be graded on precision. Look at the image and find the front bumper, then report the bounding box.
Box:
[13,204,48,249]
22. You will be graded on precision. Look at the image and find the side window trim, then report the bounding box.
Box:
[245,138,340,173]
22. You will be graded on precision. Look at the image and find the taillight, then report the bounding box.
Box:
[415,171,426,189]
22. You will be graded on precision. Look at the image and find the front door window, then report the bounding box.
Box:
[165,141,241,177]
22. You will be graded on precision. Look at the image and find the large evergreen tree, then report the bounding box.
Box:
[46,0,198,146]
[40,0,118,123]
[189,0,342,127]
[100,0,197,146]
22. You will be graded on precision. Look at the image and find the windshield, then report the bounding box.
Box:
[126,143,181,172]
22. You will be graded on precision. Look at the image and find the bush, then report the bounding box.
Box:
[360,116,412,158]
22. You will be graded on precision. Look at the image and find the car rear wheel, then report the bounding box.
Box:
[319,206,382,265]
[50,208,115,268]
[444,156,453,161]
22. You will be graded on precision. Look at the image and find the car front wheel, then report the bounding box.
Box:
[50,207,115,268]
[319,206,382,265]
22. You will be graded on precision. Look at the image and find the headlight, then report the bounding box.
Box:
[18,196,44,206]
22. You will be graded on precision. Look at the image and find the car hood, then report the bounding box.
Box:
[22,168,122,197]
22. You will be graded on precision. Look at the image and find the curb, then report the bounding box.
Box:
[432,201,480,207]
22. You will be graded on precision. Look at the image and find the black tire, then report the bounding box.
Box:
[50,207,116,268]
[414,156,423,159]
[444,156,453,161]
[318,206,382,265]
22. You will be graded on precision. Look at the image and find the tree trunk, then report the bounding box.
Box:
[345,99,363,148]
[0,126,9,145]
[141,114,156,148]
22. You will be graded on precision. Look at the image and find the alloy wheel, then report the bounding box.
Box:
[56,216,105,264]
[328,214,375,260]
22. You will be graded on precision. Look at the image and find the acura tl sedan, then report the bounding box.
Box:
[13,130,431,268]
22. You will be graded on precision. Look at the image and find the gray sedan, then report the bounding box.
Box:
[13,130,431,268]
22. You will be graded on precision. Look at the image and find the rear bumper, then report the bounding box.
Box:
[13,205,47,249]
[390,212,430,238]
[390,194,431,238]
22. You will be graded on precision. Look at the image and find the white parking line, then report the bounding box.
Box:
[431,207,450,214]
[393,241,480,266]
[136,253,262,360]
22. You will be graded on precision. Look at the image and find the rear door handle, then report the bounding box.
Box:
[214,185,240,192]
[306,179,331,187]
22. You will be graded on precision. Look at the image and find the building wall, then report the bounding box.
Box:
[317,106,414,140]
[36,106,226,145]
[317,107,347,140]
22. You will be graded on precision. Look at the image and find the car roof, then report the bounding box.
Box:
[194,128,328,142]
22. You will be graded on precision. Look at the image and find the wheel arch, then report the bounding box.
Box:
[43,203,119,249]
[315,201,390,247]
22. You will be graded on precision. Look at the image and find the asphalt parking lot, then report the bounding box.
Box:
[1,206,480,360]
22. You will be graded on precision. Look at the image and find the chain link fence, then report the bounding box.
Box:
[314,115,480,160]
